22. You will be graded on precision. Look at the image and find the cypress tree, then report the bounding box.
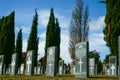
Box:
[45,8,55,58]
[103,0,120,64]
[0,11,15,70]
[55,18,61,73]
[45,8,61,73]
[27,9,38,66]
[15,28,22,67]
[0,17,4,32]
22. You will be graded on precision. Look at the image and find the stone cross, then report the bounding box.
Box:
[11,58,15,73]
[78,58,83,72]
[111,64,115,75]
[48,62,52,74]
[26,56,31,72]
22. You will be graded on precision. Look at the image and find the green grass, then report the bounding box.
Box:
[0,74,118,80]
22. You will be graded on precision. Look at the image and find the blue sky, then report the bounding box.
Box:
[0,0,109,63]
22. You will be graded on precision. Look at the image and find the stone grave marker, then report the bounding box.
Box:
[75,42,89,78]
[25,50,35,76]
[109,56,117,76]
[41,66,43,74]
[46,46,58,77]
[105,64,110,75]
[20,63,24,74]
[0,55,4,75]
[34,67,37,75]
[6,64,11,74]
[118,36,120,80]
[70,61,75,74]
[63,64,67,74]
[37,62,41,74]
[89,58,95,75]
[95,64,98,75]
[10,53,18,75]
[58,60,64,74]
[103,63,107,73]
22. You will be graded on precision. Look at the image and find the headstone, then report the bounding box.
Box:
[103,63,107,73]
[0,55,4,75]
[109,56,117,76]
[89,58,95,75]
[34,67,37,75]
[118,36,120,80]
[63,64,67,74]
[95,64,98,75]
[75,42,89,78]
[46,46,58,77]
[41,66,43,74]
[37,62,41,74]
[58,60,64,74]
[20,64,24,74]
[6,64,11,74]
[25,50,35,76]
[70,61,75,74]
[105,64,110,75]
[10,53,18,75]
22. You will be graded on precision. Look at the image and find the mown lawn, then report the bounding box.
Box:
[0,74,118,80]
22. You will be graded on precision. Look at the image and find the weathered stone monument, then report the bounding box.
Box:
[0,55,4,75]
[118,36,120,80]
[37,62,41,74]
[6,64,11,74]
[105,64,110,75]
[34,67,37,75]
[63,64,67,74]
[70,61,75,74]
[89,58,95,75]
[46,46,58,77]
[25,50,35,76]
[20,63,24,74]
[10,53,18,75]
[109,56,117,76]
[75,42,89,78]
[58,60,64,74]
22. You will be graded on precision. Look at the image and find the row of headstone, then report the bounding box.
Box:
[0,50,45,76]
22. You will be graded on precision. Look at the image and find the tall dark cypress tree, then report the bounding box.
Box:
[55,18,61,73]
[0,11,15,70]
[15,28,22,67]
[27,9,38,66]
[45,8,55,58]
[45,8,61,73]
[0,17,4,32]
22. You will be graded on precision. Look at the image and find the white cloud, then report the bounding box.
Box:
[38,9,70,28]
[15,25,31,34]
[90,16,105,30]
[22,40,27,52]
[89,16,110,61]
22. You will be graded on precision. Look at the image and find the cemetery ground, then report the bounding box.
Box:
[0,74,118,80]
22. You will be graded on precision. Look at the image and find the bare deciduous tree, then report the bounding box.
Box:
[69,0,89,60]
